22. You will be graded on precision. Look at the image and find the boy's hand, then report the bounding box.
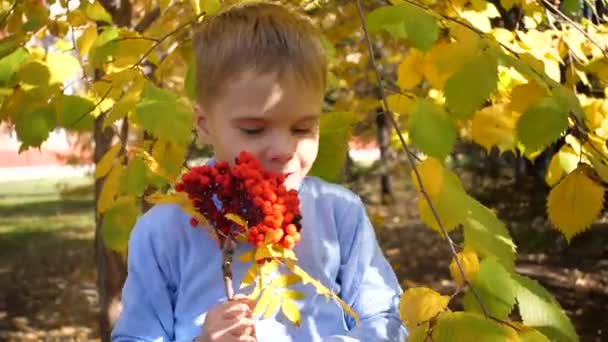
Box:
[195,295,257,342]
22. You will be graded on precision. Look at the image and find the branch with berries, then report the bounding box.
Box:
[146,151,359,326]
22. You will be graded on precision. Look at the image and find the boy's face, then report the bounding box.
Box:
[196,72,324,190]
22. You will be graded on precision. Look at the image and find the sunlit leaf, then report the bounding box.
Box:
[516,96,569,152]
[96,142,123,179]
[409,99,457,159]
[102,196,140,251]
[85,1,113,24]
[399,287,450,330]
[462,258,517,319]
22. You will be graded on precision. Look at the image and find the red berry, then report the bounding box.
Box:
[189,218,198,227]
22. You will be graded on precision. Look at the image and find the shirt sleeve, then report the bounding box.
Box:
[323,199,407,342]
[111,209,178,342]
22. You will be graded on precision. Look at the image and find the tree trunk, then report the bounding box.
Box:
[95,1,133,340]
[376,109,393,204]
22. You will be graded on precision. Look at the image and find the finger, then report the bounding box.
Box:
[228,318,255,337]
[221,303,252,319]
[232,295,257,311]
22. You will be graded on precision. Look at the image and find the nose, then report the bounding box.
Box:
[268,131,296,166]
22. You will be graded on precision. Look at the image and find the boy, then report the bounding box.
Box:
[112,2,406,341]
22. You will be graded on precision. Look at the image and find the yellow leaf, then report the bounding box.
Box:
[46,53,81,83]
[399,287,450,330]
[460,10,492,33]
[85,1,113,24]
[397,49,424,90]
[77,25,98,57]
[255,243,297,261]
[281,298,301,326]
[449,249,480,287]
[200,0,221,15]
[418,186,469,236]
[252,286,274,317]
[271,274,302,288]
[238,250,254,263]
[98,164,123,215]
[547,165,605,242]
[263,293,282,319]
[470,104,520,152]
[239,263,259,289]
[386,93,416,117]
[95,142,122,178]
[509,81,547,113]
[284,260,360,326]
[411,158,445,198]
[545,152,564,187]
[151,140,187,181]
[283,289,306,300]
[67,9,88,27]
[225,213,247,229]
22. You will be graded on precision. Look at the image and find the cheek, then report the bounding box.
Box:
[297,139,319,167]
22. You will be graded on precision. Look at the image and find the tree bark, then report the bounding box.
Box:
[95,1,133,340]
[376,109,393,204]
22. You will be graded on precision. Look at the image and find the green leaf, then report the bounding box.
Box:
[90,27,119,68]
[513,274,579,342]
[462,258,516,319]
[55,95,95,131]
[445,53,498,119]
[516,97,568,152]
[200,0,221,15]
[561,0,580,17]
[15,105,56,151]
[85,1,113,24]
[519,328,551,342]
[309,111,359,182]
[121,156,148,196]
[0,35,26,60]
[432,312,517,341]
[185,63,196,100]
[366,3,438,46]
[401,3,439,51]
[16,61,50,86]
[134,82,193,144]
[0,48,29,85]
[409,99,457,159]
[102,196,140,251]
[463,198,517,270]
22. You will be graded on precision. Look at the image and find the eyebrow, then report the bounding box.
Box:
[231,114,321,123]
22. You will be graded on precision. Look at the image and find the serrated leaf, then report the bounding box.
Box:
[366,5,406,35]
[77,25,98,57]
[281,298,301,326]
[85,1,113,24]
[254,243,297,261]
[98,164,124,215]
[225,213,247,229]
[15,105,56,151]
[55,95,95,131]
[462,258,517,319]
[400,3,439,51]
[90,27,119,68]
[16,61,50,86]
[513,274,579,342]
[518,327,551,342]
[463,199,517,270]
[449,249,480,287]
[547,165,605,242]
[516,97,569,152]
[409,99,457,159]
[432,312,518,341]
[270,274,302,288]
[399,287,450,330]
[134,82,193,144]
[385,93,415,116]
[96,142,123,179]
[418,184,469,235]
[471,104,519,152]
[0,48,28,85]
[405,323,430,342]
[46,53,81,83]
[411,158,445,198]
[102,196,139,251]
[309,111,358,182]
[445,53,498,119]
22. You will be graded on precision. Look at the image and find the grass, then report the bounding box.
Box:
[0,177,95,257]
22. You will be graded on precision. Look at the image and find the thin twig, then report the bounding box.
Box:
[218,230,236,300]
[354,0,490,318]
[540,0,608,58]
[70,85,113,126]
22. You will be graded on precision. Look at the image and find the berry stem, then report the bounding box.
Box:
[221,234,236,300]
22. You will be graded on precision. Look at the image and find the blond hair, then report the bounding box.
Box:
[192,1,327,109]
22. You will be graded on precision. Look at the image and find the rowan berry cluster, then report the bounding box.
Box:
[175,151,302,250]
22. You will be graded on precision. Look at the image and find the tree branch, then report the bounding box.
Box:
[354,0,490,318]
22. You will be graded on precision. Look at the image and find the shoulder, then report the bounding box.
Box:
[301,176,363,208]
[128,203,191,250]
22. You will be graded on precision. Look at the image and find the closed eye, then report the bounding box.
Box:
[240,128,264,135]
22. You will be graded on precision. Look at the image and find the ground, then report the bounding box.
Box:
[0,166,606,341]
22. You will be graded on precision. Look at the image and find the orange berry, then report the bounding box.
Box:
[292,232,301,242]
[286,224,297,235]
[282,235,295,249]
[272,229,284,243]
[284,212,293,224]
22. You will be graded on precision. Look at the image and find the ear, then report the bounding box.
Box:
[193,102,213,144]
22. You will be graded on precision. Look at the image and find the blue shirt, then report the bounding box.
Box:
[112,176,407,341]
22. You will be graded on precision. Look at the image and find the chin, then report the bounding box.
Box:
[283,175,303,191]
